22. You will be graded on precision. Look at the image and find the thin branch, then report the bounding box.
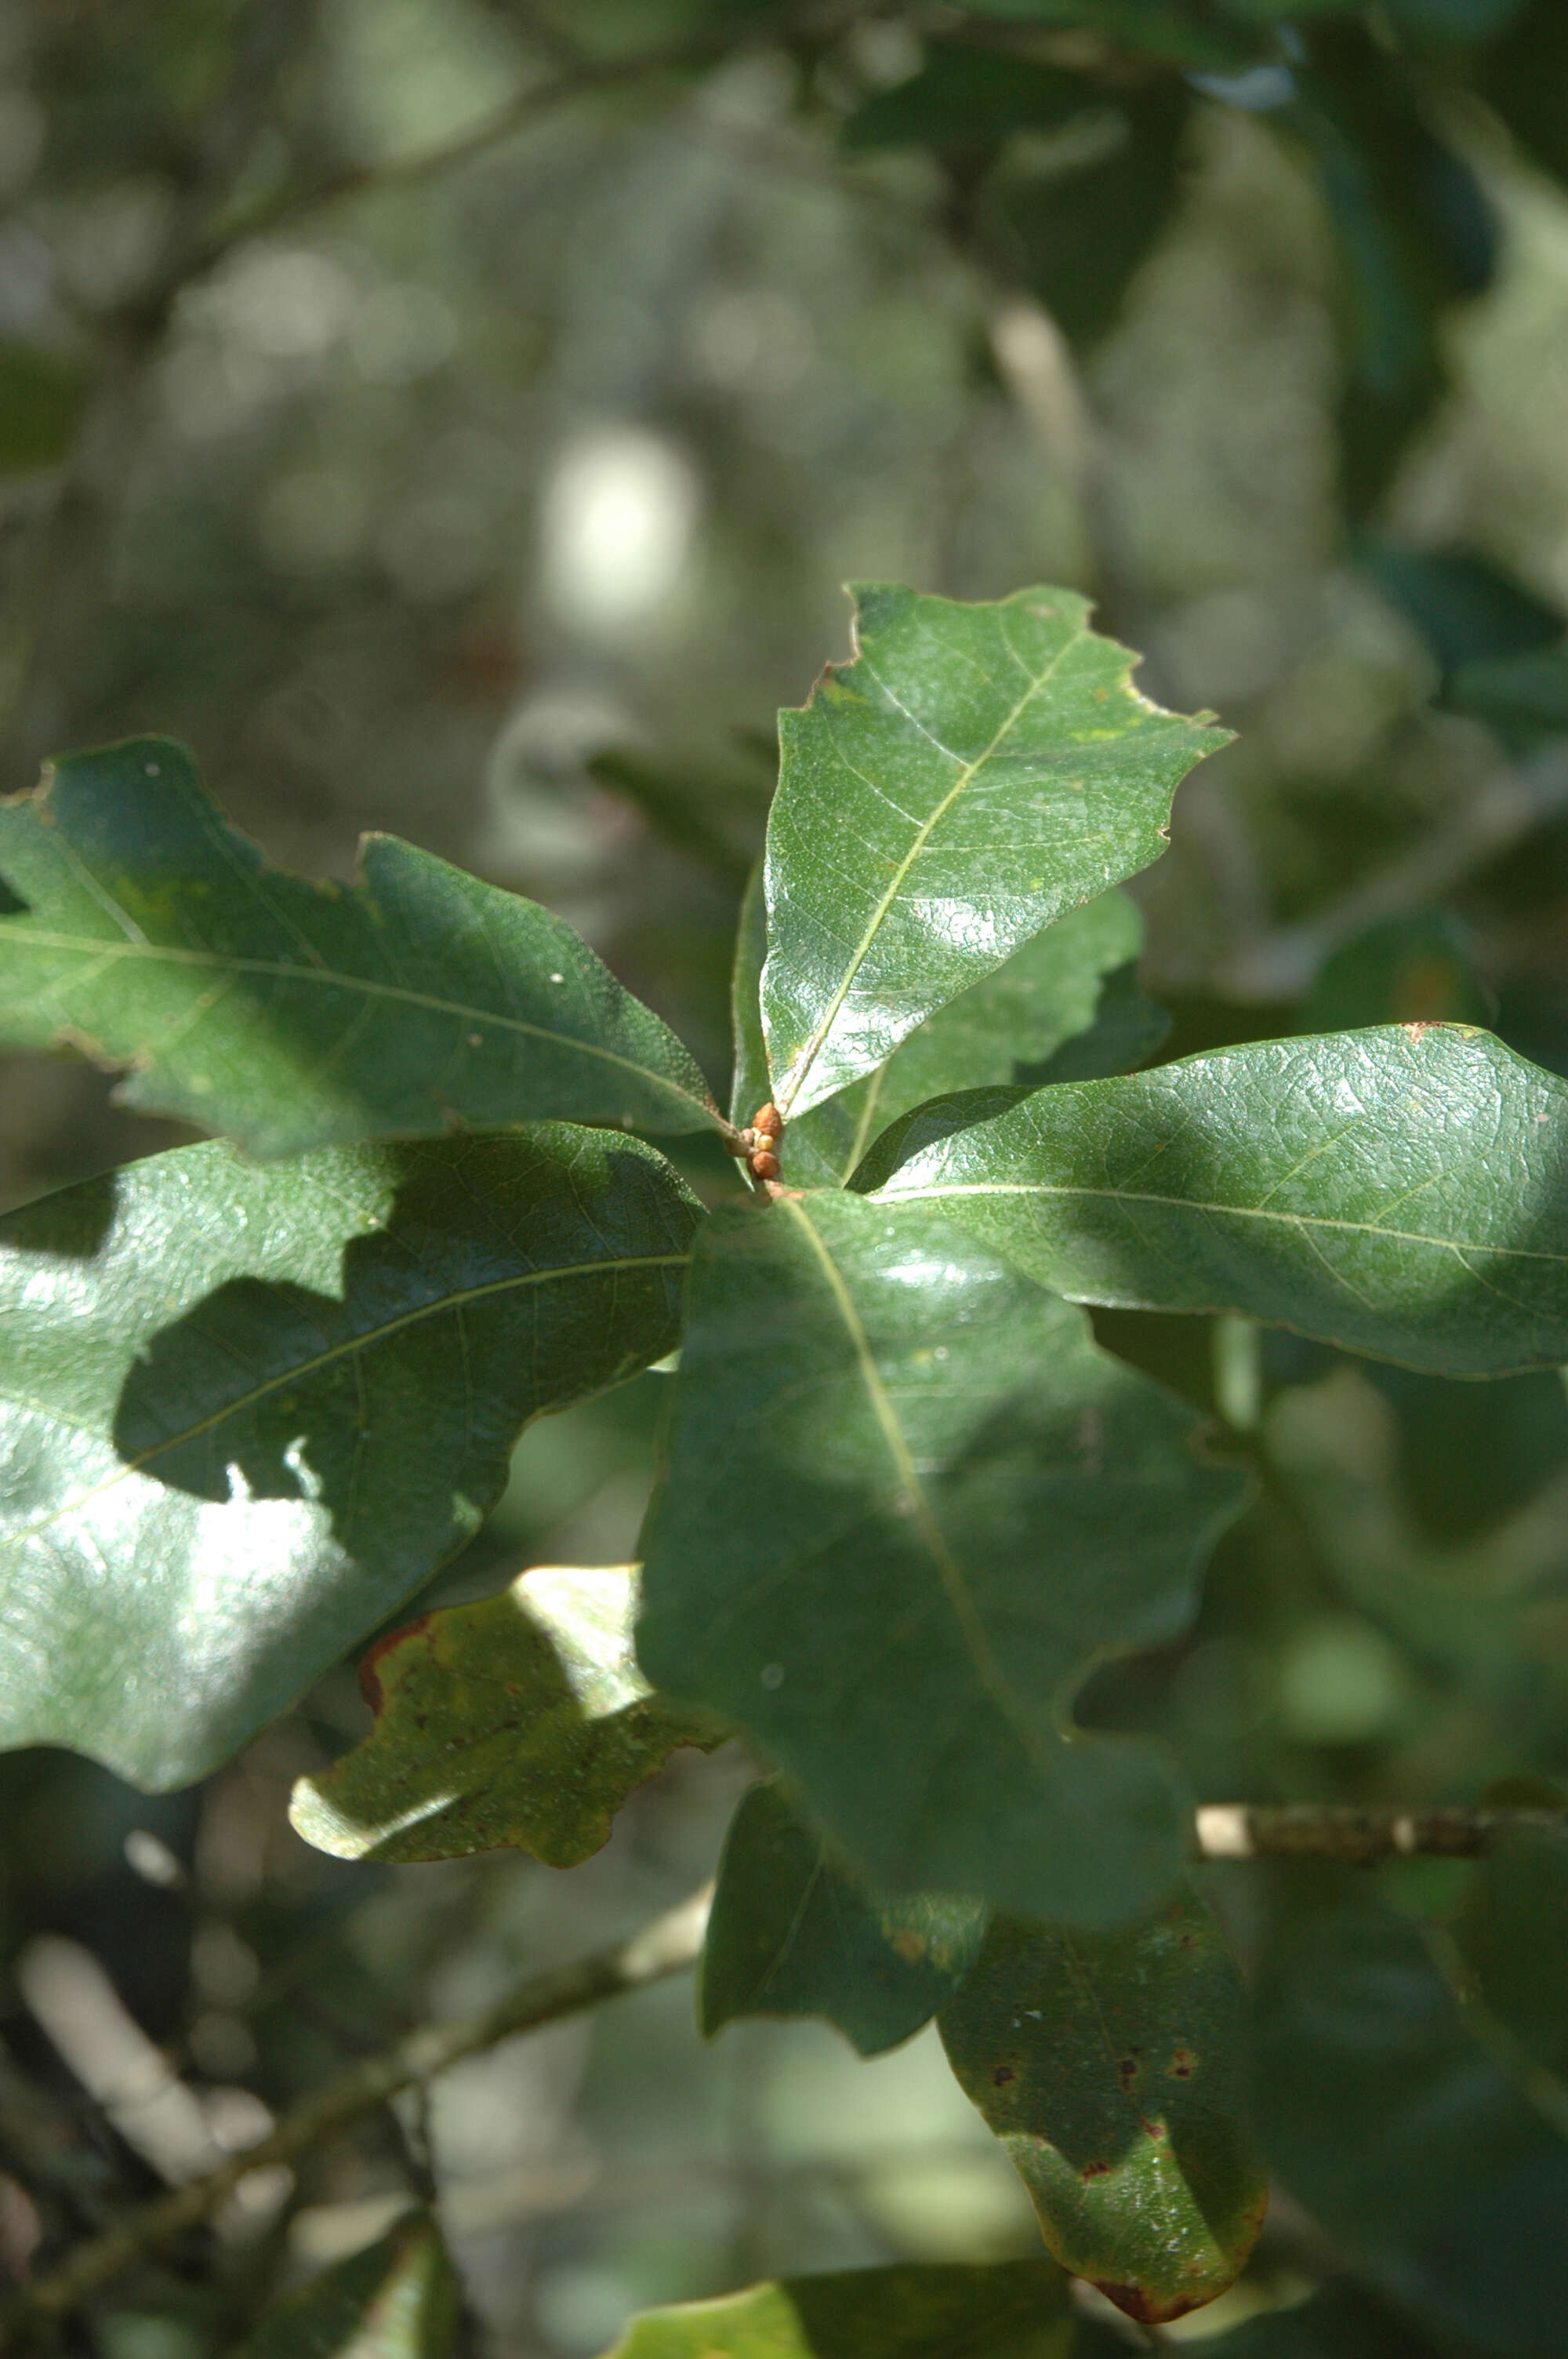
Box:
[198,0,869,264]
[8,1802,1559,2334]
[1194,1803,1566,1864]
[0,1885,712,2344]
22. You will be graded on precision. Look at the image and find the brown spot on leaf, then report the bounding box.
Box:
[358,1616,433,1712]
[1094,2282,1212,2327]
[1081,2161,1110,2179]
[1170,2047,1195,2079]
[889,1928,927,1964]
[992,2065,1015,2087]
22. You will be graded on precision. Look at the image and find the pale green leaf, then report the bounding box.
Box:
[0,1127,698,1788]
[760,586,1227,1121]
[637,1194,1247,1926]
[701,1778,987,2056]
[866,1026,1568,1375]
[939,1891,1268,2327]
[291,1566,721,1866]
[598,2259,1075,2359]
[233,2212,459,2357]
[0,737,721,1156]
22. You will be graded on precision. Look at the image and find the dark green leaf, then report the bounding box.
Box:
[231,2211,459,2357]
[291,1566,720,1866]
[0,737,721,1156]
[760,587,1228,1123]
[983,84,1192,349]
[841,45,1089,155]
[1382,0,1526,35]
[599,2259,1075,2358]
[701,1779,987,2056]
[1358,540,1562,686]
[1283,43,1497,515]
[0,1126,699,1788]
[866,1026,1568,1376]
[1016,959,1170,1090]
[953,3,1256,71]
[1299,914,1491,1033]
[1448,649,1568,754]
[637,1194,1247,1926]
[588,746,765,889]
[1176,2283,1441,2357]
[1454,1819,1568,2085]
[782,893,1151,1190]
[0,341,89,475]
[729,857,771,1136]
[1254,1904,1568,2357]
[1475,0,1568,184]
[939,1892,1267,2326]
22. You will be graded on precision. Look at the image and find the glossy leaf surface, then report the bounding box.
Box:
[867,1027,1568,1375]
[760,585,1226,1121]
[0,1128,698,1787]
[233,2211,459,2357]
[1254,1904,1568,2356]
[939,1892,1268,2325]
[781,894,1151,1190]
[0,737,720,1155]
[637,1194,1247,1926]
[701,1779,987,2056]
[601,2259,1074,2359]
[292,1567,720,1866]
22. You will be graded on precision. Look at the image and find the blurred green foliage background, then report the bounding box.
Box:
[2,0,1568,2350]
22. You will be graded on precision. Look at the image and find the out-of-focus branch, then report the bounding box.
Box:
[1,0,325,787]
[1194,1803,1566,1863]
[0,1885,713,2344]
[200,1,871,262]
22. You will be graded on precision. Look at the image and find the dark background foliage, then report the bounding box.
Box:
[2,1,1567,2350]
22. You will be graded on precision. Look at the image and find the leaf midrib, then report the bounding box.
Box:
[780,1198,1046,1767]
[2,1249,691,1558]
[4,928,719,1127]
[882,1179,1568,1271]
[773,619,1080,1117]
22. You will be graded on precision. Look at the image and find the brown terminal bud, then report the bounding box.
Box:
[750,1149,782,1182]
[753,1102,783,1140]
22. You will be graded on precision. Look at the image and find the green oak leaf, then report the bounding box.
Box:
[1453,1816,1568,2090]
[780,894,1156,1191]
[864,1026,1568,1376]
[291,1565,722,1866]
[232,2211,459,2357]
[637,1194,1247,1928]
[730,858,771,1137]
[598,2259,1075,2359]
[1174,2284,1438,2357]
[760,586,1227,1122]
[701,1778,987,2056]
[1254,1904,1568,2357]
[951,3,1258,70]
[938,1892,1267,2328]
[0,1126,698,1789]
[840,45,1089,156]
[0,737,721,1156]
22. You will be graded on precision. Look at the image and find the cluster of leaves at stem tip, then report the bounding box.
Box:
[9,577,1568,2345]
